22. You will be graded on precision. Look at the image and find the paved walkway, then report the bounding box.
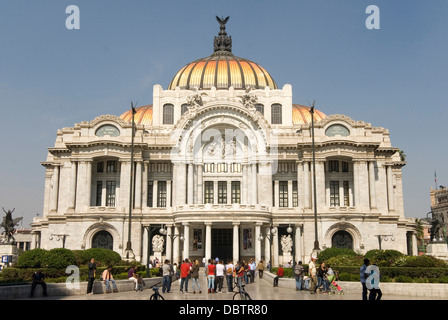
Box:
[25,272,442,301]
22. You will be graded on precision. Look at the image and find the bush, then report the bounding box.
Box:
[72,248,122,267]
[393,255,447,268]
[317,248,357,263]
[43,248,76,269]
[17,249,48,268]
[364,249,404,267]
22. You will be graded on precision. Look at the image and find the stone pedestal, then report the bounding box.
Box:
[0,243,18,268]
[426,242,448,260]
[280,253,293,267]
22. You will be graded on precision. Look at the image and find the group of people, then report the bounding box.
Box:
[158,257,266,295]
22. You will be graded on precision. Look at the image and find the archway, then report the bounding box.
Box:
[92,230,113,250]
[331,230,353,250]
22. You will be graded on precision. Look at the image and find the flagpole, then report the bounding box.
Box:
[435,170,438,190]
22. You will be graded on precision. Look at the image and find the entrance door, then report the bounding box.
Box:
[211,229,233,262]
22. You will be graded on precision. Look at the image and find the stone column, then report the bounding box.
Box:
[85,161,92,208]
[303,161,310,208]
[142,162,148,208]
[251,163,257,204]
[135,161,142,209]
[166,180,172,208]
[68,161,77,210]
[50,165,60,212]
[233,222,239,264]
[166,225,173,262]
[183,223,190,260]
[197,164,203,204]
[205,222,212,262]
[353,161,359,207]
[387,165,395,211]
[258,161,273,207]
[274,180,279,208]
[369,161,377,209]
[242,164,248,204]
[297,161,303,209]
[173,225,180,264]
[255,223,261,262]
[152,180,158,208]
[187,163,194,205]
[273,226,279,267]
[288,180,293,208]
[264,227,271,264]
[295,224,302,264]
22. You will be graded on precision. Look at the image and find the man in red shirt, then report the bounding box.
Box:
[180,259,191,293]
[273,265,284,287]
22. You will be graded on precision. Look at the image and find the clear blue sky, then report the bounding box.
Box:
[0,0,447,227]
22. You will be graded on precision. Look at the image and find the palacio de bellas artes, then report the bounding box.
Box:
[30,14,419,268]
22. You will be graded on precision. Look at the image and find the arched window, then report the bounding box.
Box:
[163,104,174,124]
[255,104,264,115]
[331,230,353,250]
[271,104,282,124]
[92,230,113,250]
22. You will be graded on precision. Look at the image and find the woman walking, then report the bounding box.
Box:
[206,259,216,293]
[190,260,202,294]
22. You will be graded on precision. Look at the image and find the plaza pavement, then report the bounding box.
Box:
[24,270,443,301]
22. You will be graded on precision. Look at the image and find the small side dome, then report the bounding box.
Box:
[292,104,326,125]
[119,105,153,126]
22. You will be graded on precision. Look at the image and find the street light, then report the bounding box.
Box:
[126,102,137,260]
[159,225,183,264]
[309,101,320,256]
[375,234,395,250]
[49,233,69,248]
[258,225,277,270]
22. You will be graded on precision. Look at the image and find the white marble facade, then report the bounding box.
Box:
[31,25,418,266]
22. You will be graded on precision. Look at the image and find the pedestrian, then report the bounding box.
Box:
[215,259,225,292]
[273,264,284,287]
[235,261,245,293]
[257,259,265,279]
[206,259,216,293]
[225,259,234,292]
[313,262,327,293]
[249,259,256,283]
[309,257,317,294]
[243,260,249,284]
[87,258,96,295]
[128,265,139,292]
[293,260,304,291]
[368,264,383,301]
[30,270,47,298]
[162,259,173,293]
[180,258,191,293]
[190,259,202,294]
[325,264,334,293]
[102,265,118,293]
[360,258,370,300]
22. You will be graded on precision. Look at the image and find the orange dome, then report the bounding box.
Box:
[119,105,153,125]
[168,54,278,91]
[292,104,326,125]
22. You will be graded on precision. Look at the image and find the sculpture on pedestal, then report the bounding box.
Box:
[1,208,22,244]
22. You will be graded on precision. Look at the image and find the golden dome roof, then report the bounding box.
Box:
[292,104,326,125]
[168,16,277,91]
[168,54,278,90]
[119,105,153,125]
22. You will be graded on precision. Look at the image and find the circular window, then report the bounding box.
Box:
[325,124,350,137]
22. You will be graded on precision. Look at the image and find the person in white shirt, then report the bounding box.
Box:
[215,260,226,293]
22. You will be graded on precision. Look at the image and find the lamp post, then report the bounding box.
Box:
[159,225,183,264]
[309,102,320,256]
[375,234,395,250]
[126,102,137,260]
[258,224,277,269]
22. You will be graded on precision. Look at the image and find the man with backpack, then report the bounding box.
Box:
[294,261,305,291]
